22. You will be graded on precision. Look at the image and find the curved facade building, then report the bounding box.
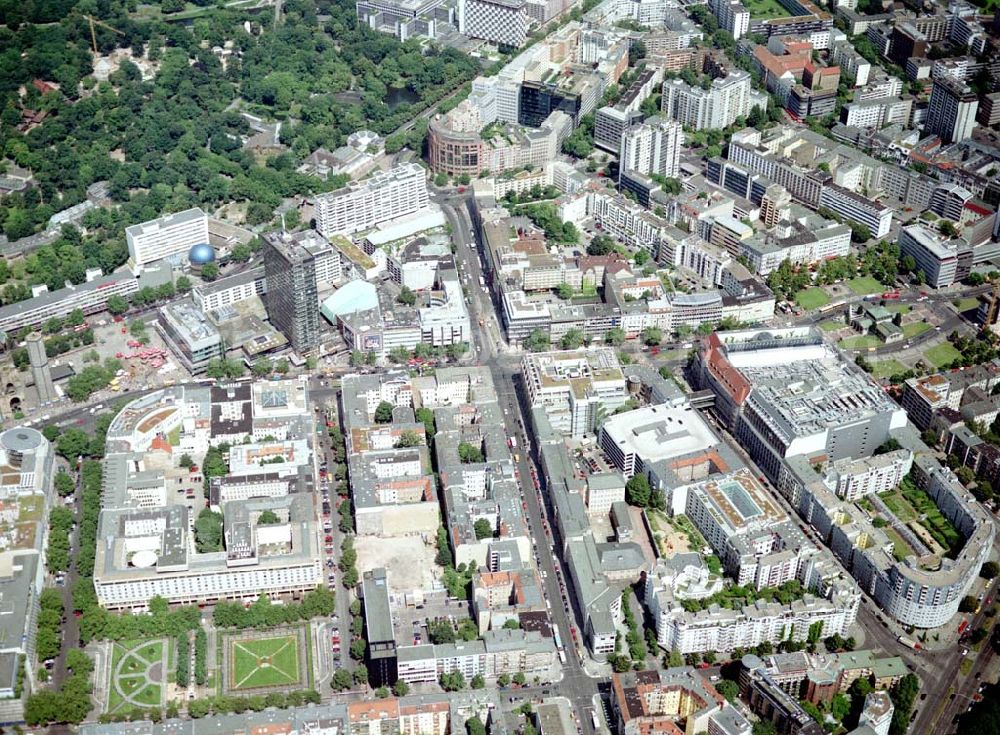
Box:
[695,327,994,629]
[428,117,485,177]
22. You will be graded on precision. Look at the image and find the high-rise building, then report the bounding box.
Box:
[263,231,320,354]
[759,183,792,228]
[26,332,55,404]
[660,71,752,130]
[618,116,683,183]
[362,567,398,687]
[313,163,428,238]
[713,0,749,39]
[457,0,530,47]
[925,77,979,143]
[125,208,209,271]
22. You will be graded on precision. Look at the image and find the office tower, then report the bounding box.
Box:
[457,0,529,47]
[313,163,428,238]
[263,231,320,354]
[26,332,55,404]
[362,568,398,686]
[618,117,683,183]
[925,77,979,143]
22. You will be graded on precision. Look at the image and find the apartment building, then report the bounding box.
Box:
[0,269,139,334]
[925,76,979,144]
[618,116,683,182]
[522,348,628,438]
[314,163,429,237]
[818,184,891,238]
[192,267,266,313]
[660,71,753,130]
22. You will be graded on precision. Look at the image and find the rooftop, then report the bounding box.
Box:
[601,403,719,462]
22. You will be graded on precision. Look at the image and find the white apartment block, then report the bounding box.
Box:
[855,75,903,102]
[586,190,668,255]
[213,474,291,505]
[0,271,139,334]
[826,450,913,502]
[192,269,266,313]
[125,207,209,270]
[521,349,627,438]
[841,97,912,129]
[314,163,429,238]
[661,71,752,130]
[714,0,749,39]
[95,558,321,608]
[831,43,871,87]
[618,117,683,182]
[458,0,530,47]
[651,595,856,654]
[818,184,892,238]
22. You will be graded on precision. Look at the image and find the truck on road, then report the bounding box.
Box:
[897,635,922,651]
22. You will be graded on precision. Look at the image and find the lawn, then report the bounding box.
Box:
[744,0,791,18]
[902,322,931,339]
[924,343,963,368]
[230,635,301,690]
[17,496,44,522]
[819,320,844,332]
[900,482,962,554]
[883,527,915,562]
[794,287,830,310]
[839,334,881,350]
[954,298,980,313]
[846,276,884,296]
[886,304,911,314]
[880,491,917,523]
[872,360,908,379]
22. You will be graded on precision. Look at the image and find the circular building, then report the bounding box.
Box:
[187,242,216,273]
[428,116,485,178]
[0,427,43,463]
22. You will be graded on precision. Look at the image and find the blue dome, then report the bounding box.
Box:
[188,243,216,265]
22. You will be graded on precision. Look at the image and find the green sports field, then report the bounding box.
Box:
[230,635,301,690]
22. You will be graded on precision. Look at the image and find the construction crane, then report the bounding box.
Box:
[81,14,125,55]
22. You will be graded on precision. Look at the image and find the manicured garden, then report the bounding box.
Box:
[107,640,166,714]
[230,634,301,690]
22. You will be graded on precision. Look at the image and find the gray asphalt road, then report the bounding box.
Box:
[437,186,600,732]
